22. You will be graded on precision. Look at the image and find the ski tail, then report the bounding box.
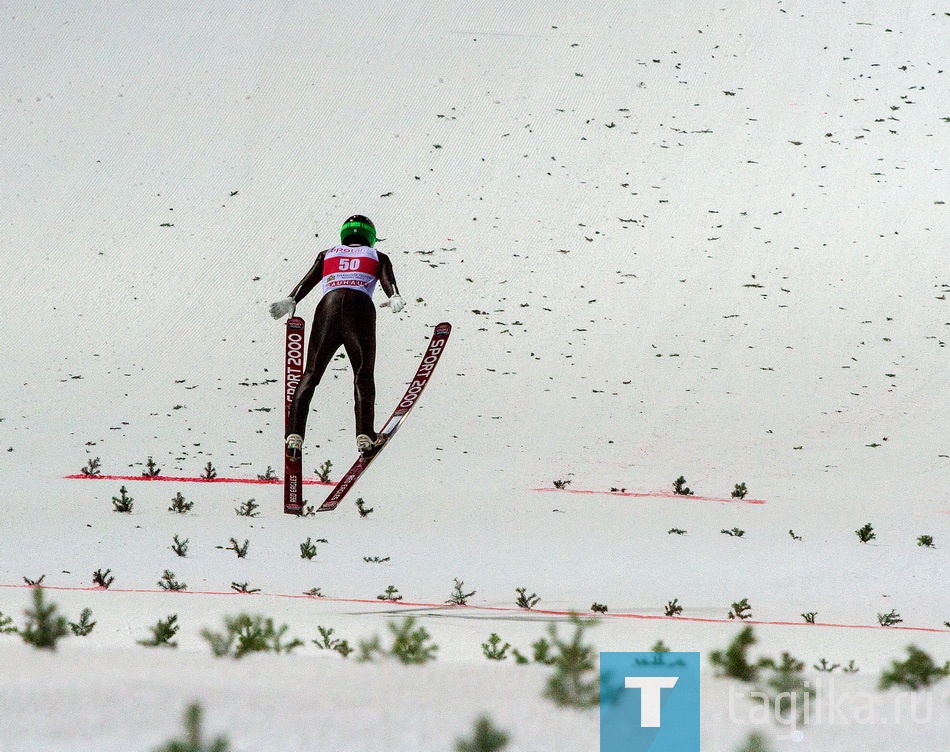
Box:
[317,321,451,512]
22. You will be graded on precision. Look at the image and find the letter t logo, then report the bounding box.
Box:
[625,676,679,727]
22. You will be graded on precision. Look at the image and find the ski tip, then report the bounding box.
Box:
[435,321,451,336]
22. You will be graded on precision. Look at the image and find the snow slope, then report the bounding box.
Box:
[0,1,947,750]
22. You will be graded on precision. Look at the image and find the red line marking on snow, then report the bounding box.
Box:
[63,474,333,486]
[3,584,946,633]
[533,488,766,504]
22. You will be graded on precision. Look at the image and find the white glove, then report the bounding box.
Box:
[269,297,296,320]
[386,294,406,313]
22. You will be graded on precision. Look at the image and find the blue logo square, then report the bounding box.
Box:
[600,652,701,752]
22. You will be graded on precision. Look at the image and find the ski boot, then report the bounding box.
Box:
[285,433,303,459]
[356,433,386,458]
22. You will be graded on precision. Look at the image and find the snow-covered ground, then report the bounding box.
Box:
[0,1,947,749]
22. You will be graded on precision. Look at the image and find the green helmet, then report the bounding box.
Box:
[340,215,376,247]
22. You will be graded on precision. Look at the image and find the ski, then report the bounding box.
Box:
[283,315,306,514]
[317,321,452,512]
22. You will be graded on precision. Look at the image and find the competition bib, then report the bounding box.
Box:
[321,245,380,298]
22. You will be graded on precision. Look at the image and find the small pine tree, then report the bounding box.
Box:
[757,651,812,720]
[377,585,402,602]
[0,611,17,634]
[153,703,230,752]
[455,716,510,752]
[731,482,748,499]
[665,598,683,617]
[355,497,374,517]
[482,633,510,660]
[388,617,438,665]
[728,598,752,620]
[139,615,180,647]
[201,614,303,659]
[93,568,114,588]
[112,485,134,513]
[515,587,540,609]
[20,588,70,650]
[356,634,385,662]
[877,609,903,627]
[300,538,318,560]
[230,582,260,594]
[316,459,333,482]
[591,602,608,614]
[511,637,555,666]
[158,570,187,591]
[169,492,194,513]
[143,456,162,478]
[856,523,876,543]
[81,457,102,477]
[355,617,438,665]
[734,732,772,752]
[69,608,96,636]
[313,626,353,658]
[709,626,760,682]
[223,538,249,558]
[234,498,260,517]
[672,476,693,496]
[171,535,189,557]
[256,466,278,481]
[446,578,476,606]
[531,637,555,665]
[917,534,935,548]
[542,615,600,708]
[201,462,217,481]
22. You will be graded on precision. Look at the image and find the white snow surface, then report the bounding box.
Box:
[0,1,948,750]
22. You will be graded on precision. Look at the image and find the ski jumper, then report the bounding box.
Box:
[286,245,399,441]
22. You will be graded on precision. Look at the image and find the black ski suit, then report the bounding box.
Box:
[286,246,400,441]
